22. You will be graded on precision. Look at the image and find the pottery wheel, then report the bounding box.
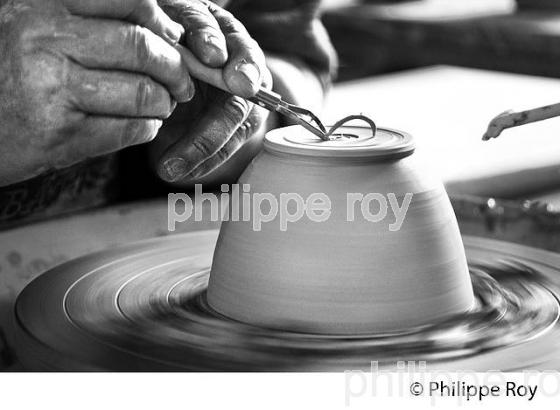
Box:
[14,230,560,371]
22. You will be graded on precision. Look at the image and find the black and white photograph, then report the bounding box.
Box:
[1,0,560,408]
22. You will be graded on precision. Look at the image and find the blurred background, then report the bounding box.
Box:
[317,0,560,216]
[322,0,557,80]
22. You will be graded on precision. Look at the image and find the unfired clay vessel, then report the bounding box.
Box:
[208,125,475,334]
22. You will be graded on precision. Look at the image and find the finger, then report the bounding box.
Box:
[52,18,195,102]
[187,106,267,179]
[160,0,228,67]
[82,117,162,155]
[209,6,269,97]
[61,0,184,45]
[157,93,252,182]
[68,66,175,119]
[52,115,162,168]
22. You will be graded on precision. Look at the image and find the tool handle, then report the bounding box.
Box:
[512,103,560,126]
[179,45,278,109]
[483,102,560,140]
[180,46,230,93]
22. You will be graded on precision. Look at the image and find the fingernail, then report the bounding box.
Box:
[164,100,177,119]
[165,22,184,45]
[185,81,196,102]
[204,33,225,54]
[235,60,260,87]
[163,157,188,181]
[178,81,195,103]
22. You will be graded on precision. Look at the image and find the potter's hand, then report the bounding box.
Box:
[152,0,271,182]
[0,0,196,187]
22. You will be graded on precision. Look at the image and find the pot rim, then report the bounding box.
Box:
[264,125,416,160]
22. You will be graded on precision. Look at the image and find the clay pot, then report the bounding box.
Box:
[207,125,475,334]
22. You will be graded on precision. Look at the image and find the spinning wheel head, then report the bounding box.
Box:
[207,126,475,334]
[14,231,560,371]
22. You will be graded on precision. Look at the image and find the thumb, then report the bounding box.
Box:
[158,92,252,182]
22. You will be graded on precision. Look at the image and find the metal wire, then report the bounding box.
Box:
[249,88,328,140]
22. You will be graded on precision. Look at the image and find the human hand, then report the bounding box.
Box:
[0,0,193,187]
[151,0,272,183]
[151,0,338,184]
